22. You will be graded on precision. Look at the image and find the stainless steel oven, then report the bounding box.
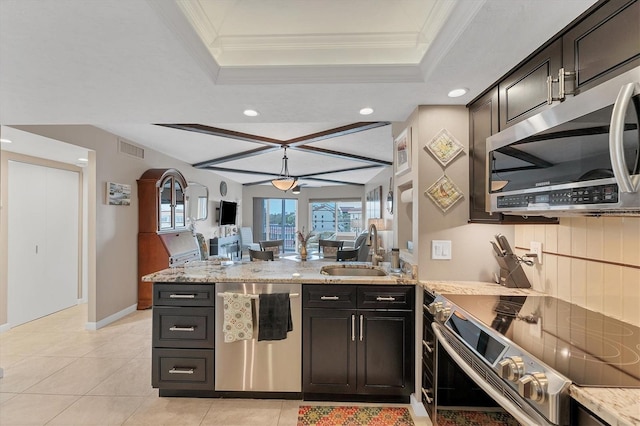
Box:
[487,66,640,216]
[428,294,640,425]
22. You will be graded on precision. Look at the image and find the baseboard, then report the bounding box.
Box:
[77,297,88,304]
[410,393,428,417]
[85,303,137,330]
[0,322,10,334]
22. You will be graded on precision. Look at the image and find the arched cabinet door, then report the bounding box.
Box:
[156,173,187,231]
[138,168,188,233]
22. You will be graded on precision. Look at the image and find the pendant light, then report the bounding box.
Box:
[271,146,298,191]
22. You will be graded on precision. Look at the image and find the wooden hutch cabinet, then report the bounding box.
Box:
[137,168,188,309]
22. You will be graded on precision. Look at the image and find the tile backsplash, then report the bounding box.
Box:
[515,217,640,327]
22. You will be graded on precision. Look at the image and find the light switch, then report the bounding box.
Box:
[432,240,452,260]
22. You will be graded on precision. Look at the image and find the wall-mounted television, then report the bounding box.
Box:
[219,200,237,225]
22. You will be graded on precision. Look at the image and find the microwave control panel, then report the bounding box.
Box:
[497,184,619,208]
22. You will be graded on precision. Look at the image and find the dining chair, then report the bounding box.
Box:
[336,248,359,262]
[249,248,274,261]
[353,232,370,262]
[239,227,260,255]
[318,239,344,258]
[259,239,285,257]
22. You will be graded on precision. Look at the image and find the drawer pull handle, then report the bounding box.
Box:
[422,340,434,353]
[169,367,195,375]
[321,296,339,300]
[169,294,196,299]
[422,388,434,404]
[376,296,395,301]
[169,326,196,332]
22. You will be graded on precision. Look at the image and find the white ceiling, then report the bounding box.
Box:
[0,0,598,187]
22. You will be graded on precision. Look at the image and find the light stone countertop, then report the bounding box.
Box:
[419,280,640,426]
[142,258,416,285]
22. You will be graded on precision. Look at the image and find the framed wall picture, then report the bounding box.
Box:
[394,127,411,176]
[106,182,131,205]
[366,185,383,219]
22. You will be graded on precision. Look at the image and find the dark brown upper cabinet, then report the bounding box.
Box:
[563,0,640,94]
[499,39,562,129]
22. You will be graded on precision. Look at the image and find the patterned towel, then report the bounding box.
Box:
[222,292,253,342]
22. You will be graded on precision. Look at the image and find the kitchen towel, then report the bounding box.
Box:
[222,292,253,342]
[257,293,292,341]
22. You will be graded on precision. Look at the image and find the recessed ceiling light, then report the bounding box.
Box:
[78,158,88,162]
[359,107,374,115]
[447,88,468,98]
[243,109,259,117]
[0,138,12,143]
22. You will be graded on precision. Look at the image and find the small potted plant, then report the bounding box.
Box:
[296,227,313,261]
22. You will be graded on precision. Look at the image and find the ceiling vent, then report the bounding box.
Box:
[118,138,144,159]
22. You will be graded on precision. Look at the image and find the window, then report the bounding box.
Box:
[309,200,362,238]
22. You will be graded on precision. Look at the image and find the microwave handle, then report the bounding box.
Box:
[609,82,640,193]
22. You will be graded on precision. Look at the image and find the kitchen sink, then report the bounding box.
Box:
[320,265,388,276]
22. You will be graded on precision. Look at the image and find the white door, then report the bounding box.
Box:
[8,161,79,326]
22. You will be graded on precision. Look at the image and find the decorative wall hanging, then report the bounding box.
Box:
[106,182,131,205]
[424,128,464,167]
[394,127,411,176]
[425,175,463,212]
[366,185,382,219]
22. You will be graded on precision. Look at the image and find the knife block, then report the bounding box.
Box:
[495,254,531,288]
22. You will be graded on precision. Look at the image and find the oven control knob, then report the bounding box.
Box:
[427,302,443,316]
[436,306,451,322]
[498,356,525,381]
[517,372,548,403]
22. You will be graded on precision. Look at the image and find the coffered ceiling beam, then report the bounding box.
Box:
[296,164,384,178]
[156,123,284,146]
[284,121,391,146]
[193,146,279,168]
[295,145,391,165]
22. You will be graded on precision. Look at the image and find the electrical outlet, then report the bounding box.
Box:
[530,241,543,264]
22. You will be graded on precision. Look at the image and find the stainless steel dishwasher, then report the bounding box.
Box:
[215,282,301,392]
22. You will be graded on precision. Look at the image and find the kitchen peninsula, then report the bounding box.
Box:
[144,258,417,404]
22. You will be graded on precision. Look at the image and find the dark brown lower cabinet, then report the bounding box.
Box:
[151,283,215,394]
[302,285,414,401]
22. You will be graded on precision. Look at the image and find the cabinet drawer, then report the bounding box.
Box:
[357,286,414,310]
[153,307,214,348]
[153,283,215,307]
[152,348,214,390]
[303,285,356,308]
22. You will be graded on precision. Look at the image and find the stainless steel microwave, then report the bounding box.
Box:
[487,66,640,217]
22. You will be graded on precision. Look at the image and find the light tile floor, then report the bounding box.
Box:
[0,304,430,426]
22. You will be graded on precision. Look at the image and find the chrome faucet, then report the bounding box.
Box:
[367,223,383,266]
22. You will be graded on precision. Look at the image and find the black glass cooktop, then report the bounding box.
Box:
[442,294,640,388]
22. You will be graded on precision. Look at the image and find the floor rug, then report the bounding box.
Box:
[436,409,519,426]
[298,406,415,426]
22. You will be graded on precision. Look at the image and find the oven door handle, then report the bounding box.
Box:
[432,323,552,426]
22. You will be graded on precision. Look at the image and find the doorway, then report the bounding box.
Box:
[259,198,298,252]
[7,160,80,326]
